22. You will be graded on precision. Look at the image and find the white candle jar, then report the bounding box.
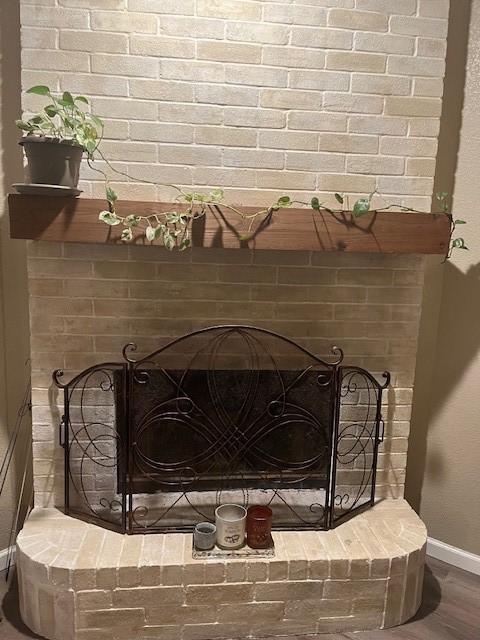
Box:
[215,504,247,550]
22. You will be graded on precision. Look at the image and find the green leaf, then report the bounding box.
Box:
[145,226,156,242]
[455,219,466,224]
[334,193,344,205]
[15,120,33,131]
[62,91,74,105]
[30,115,44,124]
[125,214,140,228]
[179,238,191,251]
[352,197,371,217]
[436,191,448,201]
[209,188,224,201]
[163,231,175,251]
[121,227,133,242]
[44,104,58,117]
[99,210,121,226]
[26,85,50,96]
[90,114,104,129]
[311,197,320,210]
[106,187,118,204]
[75,96,89,104]
[452,237,468,249]
[277,195,291,207]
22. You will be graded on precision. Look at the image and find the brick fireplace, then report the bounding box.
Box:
[15,0,451,636]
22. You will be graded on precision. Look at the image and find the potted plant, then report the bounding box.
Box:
[15,85,103,193]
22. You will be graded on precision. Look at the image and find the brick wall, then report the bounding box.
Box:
[29,243,424,507]
[21,0,449,509]
[21,0,448,208]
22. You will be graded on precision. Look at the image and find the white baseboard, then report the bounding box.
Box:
[427,537,480,576]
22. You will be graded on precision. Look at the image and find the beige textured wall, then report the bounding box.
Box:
[407,0,480,556]
[0,0,31,552]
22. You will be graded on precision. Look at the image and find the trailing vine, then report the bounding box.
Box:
[16,85,468,260]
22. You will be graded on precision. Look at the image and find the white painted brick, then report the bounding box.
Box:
[157,103,222,125]
[223,148,284,169]
[377,176,434,196]
[195,84,259,107]
[379,137,438,157]
[262,47,325,69]
[413,78,445,98]
[197,41,261,64]
[259,130,318,151]
[224,107,286,129]
[408,118,441,138]
[227,21,289,45]
[385,97,442,118]
[91,97,157,120]
[60,73,128,97]
[346,155,404,176]
[256,170,315,190]
[387,55,445,78]
[157,145,221,166]
[91,54,157,78]
[91,11,156,33]
[318,173,376,193]
[130,122,193,143]
[59,30,128,53]
[286,152,344,173]
[348,116,408,136]
[129,79,194,102]
[197,0,262,20]
[324,93,384,115]
[130,36,195,59]
[351,74,410,96]
[417,38,448,59]
[159,16,225,40]
[261,89,322,110]
[418,0,450,19]
[21,27,57,49]
[21,5,89,28]
[128,0,194,14]
[100,141,156,162]
[328,8,388,32]
[263,4,327,26]
[193,167,256,187]
[355,0,416,13]
[326,51,386,73]
[225,64,287,88]
[406,157,437,177]
[160,60,224,83]
[320,133,378,154]
[100,119,129,140]
[195,126,256,148]
[59,0,125,5]
[390,16,449,39]
[22,49,90,72]
[354,32,415,55]
[288,111,347,132]
[291,27,353,50]
[289,70,350,91]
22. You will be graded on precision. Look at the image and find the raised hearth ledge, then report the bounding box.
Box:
[16,499,426,640]
[8,194,450,254]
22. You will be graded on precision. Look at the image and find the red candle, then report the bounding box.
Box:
[247,506,273,549]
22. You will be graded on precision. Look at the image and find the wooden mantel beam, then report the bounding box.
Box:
[8,194,450,255]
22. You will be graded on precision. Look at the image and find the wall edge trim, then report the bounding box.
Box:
[427,536,480,576]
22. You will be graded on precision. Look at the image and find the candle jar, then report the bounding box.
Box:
[247,506,273,549]
[193,522,216,551]
[215,504,247,550]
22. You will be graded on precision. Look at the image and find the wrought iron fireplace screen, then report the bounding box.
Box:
[54,325,389,534]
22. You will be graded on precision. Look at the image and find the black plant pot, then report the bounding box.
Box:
[19,136,84,188]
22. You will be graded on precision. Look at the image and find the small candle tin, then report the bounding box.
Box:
[215,504,247,550]
[193,522,216,551]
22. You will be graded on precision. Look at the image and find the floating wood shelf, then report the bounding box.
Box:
[8,194,450,254]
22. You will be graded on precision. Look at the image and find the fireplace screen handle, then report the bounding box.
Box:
[59,416,66,448]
